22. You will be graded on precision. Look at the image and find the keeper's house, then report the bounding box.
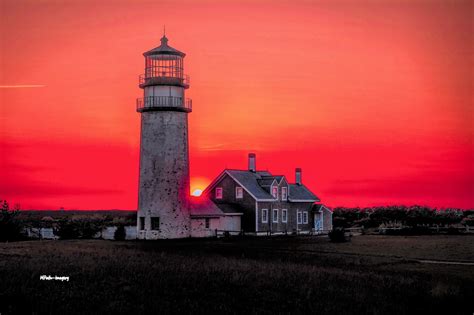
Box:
[189,153,332,237]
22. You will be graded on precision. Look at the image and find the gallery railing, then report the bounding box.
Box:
[138,74,190,88]
[136,96,192,112]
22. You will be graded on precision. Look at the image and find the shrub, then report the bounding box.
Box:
[461,215,474,227]
[55,218,104,239]
[114,225,126,241]
[55,220,80,239]
[328,228,348,243]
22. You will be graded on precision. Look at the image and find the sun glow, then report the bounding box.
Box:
[192,189,203,197]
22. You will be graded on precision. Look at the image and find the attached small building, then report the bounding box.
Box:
[191,153,332,235]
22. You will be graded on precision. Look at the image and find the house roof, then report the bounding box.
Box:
[288,184,319,202]
[204,169,320,203]
[189,197,244,218]
[273,175,285,183]
[144,35,186,57]
[313,204,332,212]
[257,178,275,187]
[214,203,246,214]
[189,197,224,217]
[226,170,275,201]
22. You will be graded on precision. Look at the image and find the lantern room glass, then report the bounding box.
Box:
[145,55,183,79]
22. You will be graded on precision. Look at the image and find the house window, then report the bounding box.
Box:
[297,211,302,224]
[215,187,223,199]
[273,209,279,223]
[139,217,145,230]
[151,217,160,230]
[235,187,243,199]
[205,218,210,229]
[271,186,278,199]
[281,187,288,200]
[303,211,308,224]
[282,209,288,223]
[262,209,268,223]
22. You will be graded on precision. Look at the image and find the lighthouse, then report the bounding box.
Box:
[136,34,192,239]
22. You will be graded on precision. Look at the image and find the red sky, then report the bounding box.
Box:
[1,0,472,210]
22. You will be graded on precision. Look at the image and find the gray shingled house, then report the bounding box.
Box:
[190,153,332,236]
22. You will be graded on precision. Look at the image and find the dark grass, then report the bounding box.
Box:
[0,235,473,314]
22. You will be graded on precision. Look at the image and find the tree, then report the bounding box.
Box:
[0,200,23,241]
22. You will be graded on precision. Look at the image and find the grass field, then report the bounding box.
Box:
[0,235,473,314]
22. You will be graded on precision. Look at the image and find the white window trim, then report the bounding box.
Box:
[235,186,243,199]
[281,187,287,201]
[272,209,279,223]
[297,211,302,225]
[282,209,288,223]
[262,209,268,223]
[271,186,279,200]
[215,187,223,199]
[303,211,308,224]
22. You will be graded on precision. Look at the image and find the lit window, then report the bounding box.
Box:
[151,217,160,230]
[297,211,302,224]
[272,186,278,199]
[273,209,279,223]
[303,211,308,224]
[235,187,243,199]
[215,187,223,199]
[282,209,288,223]
[281,187,288,200]
[139,217,145,230]
[205,218,210,229]
[262,209,268,223]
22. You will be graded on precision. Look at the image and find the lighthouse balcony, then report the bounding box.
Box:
[136,96,192,113]
[139,74,190,89]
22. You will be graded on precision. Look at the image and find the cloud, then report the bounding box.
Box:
[0,85,46,88]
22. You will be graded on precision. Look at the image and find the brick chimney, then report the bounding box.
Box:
[248,153,256,172]
[295,168,302,185]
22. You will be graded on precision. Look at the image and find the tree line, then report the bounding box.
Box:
[332,205,474,229]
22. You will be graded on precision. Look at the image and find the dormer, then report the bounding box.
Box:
[278,177,289,201]
[270,182,278,199]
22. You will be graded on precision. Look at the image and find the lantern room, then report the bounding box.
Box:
[139,35,189,89]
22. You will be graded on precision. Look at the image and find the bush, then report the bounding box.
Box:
[55,220,81,239]
[114,225,126,241]
[328,228,348,243]
[55,218,104,239]
[461,215,474,227]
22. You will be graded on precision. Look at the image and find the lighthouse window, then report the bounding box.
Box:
[151,217,160,230]
[139,217,145,230]
[215,187,223,199]
[235,187,243,199]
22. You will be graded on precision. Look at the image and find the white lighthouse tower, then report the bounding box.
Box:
[136,34,192,239]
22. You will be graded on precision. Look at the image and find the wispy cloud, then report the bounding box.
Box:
[0,85,46,88]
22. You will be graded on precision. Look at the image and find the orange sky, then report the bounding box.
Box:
[1,0,472,209]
